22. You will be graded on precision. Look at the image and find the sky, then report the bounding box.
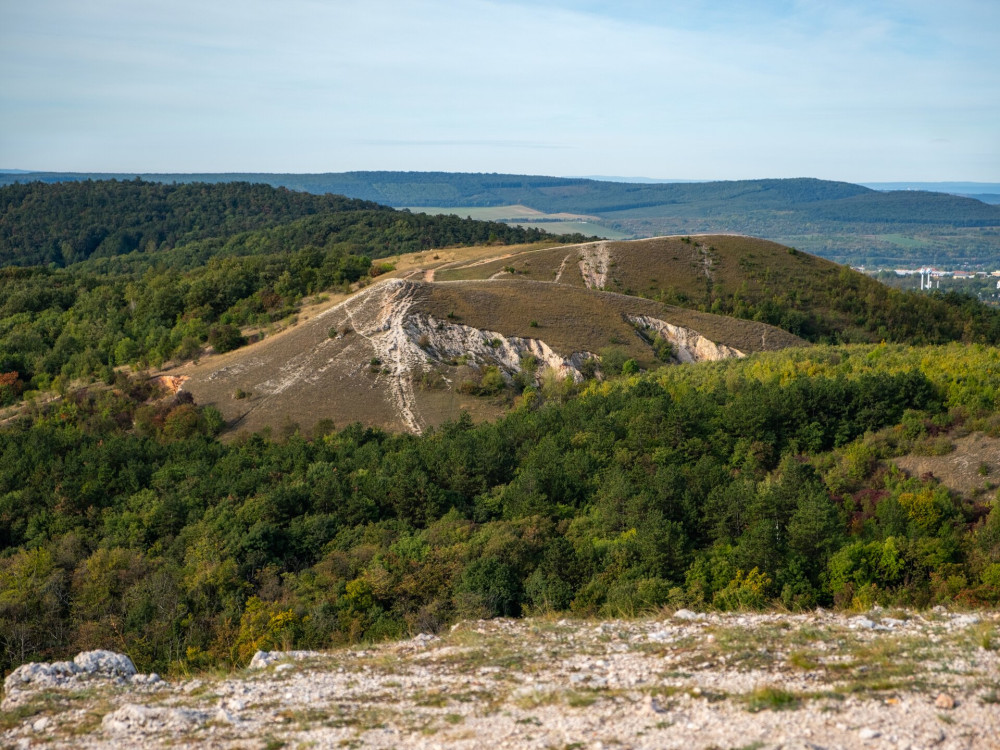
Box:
[1,0,998,181]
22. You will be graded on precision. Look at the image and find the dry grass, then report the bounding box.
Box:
[433,234,861,334]
[421,280,802,359]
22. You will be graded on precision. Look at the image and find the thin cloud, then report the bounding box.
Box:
[0,0,996,179]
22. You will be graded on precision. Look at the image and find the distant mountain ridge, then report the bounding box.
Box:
[3,171,998,265]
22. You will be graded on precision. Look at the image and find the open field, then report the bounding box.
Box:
[406,205,631,239]
[507,219,633,240]
[4,610,997,749]
[405,205,600,221]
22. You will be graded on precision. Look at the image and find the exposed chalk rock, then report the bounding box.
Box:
[673,609,707,621]
[4,660,80,694]
[73,650,137,678]
[628,315,745,363]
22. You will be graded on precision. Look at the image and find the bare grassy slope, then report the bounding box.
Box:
[436,234,923,342]
[422,279,801,359]
[439,234,847,302]
[176,272,803,436]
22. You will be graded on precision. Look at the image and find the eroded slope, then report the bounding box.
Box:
[176,276,803,436]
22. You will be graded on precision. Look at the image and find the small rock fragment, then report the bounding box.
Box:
[859,728,881,740]
[949,614,980,627]
[102,703,208,732]
[248,649,322,669]
[934,693,955,709]
[31,716,51,732]
[642,694,668,714]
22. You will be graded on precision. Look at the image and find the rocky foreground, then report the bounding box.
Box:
[2,608,998,750]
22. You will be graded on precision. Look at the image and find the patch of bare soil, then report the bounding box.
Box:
[894,432,1000,496]
[577,241,612,289]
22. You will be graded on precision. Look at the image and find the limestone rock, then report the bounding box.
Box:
[4,650,140,708]
[247,649,322,669]
[4,660,79,694]
[673,609,706,621]
[73,650,137,678]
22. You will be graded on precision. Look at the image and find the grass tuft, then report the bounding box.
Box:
[744,686,801,712]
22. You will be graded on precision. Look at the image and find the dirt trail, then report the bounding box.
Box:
[429,251,521,281]
[552,252,574,284]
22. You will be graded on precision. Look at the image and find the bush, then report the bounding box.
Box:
[457,557,521,617]
[712,568,772,610]
[208,324,246,353]
[599,347,629,376]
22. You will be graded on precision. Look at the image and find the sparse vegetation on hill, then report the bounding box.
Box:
[175,276,801,436]
[441,236,1000,345]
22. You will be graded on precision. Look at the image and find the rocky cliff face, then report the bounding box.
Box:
[628,315,746,363]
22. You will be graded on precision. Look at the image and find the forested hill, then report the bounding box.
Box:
[5,171,999,223]
[0,179,588,268]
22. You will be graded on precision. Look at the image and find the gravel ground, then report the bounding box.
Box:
[3,608,998,749]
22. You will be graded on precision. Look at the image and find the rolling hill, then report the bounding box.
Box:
[168,233,1000,436]
[4,172,999,266]
[423,234,1000,345]
[175,270,804,436]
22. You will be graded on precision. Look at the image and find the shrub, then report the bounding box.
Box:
[712,567,772,610]
[599,347,629,376]
[479,366,506,396]
[457,557,521,617]
[208,324,246,353]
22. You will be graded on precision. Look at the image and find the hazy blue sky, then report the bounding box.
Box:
[2,0,997,180]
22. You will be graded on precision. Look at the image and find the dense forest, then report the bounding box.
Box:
[2,344,999,677]
[0,179,582,268]
[0,181,589,399]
